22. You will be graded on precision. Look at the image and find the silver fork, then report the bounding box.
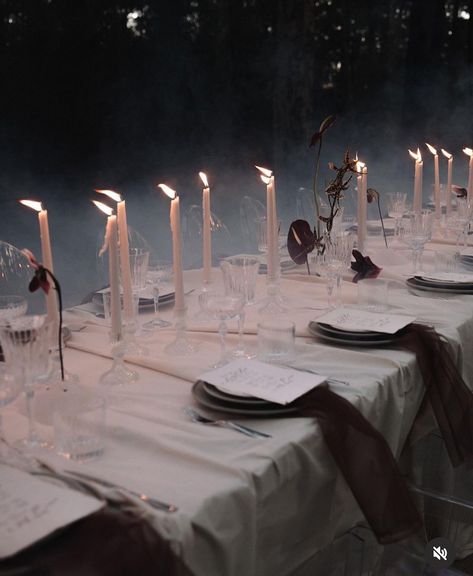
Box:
[184,406,271,439]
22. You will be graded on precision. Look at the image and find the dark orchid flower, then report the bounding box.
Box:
[309,114,336,148]
[366,188,379,204]
[452,185,467,198]
[351,249,382,283]
[287,220,317,265]
[22,249,51,294]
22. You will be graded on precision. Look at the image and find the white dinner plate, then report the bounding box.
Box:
[406,277,473,295]
[307,323,396,347]
[202,382,267,405]
[193,381,298,417]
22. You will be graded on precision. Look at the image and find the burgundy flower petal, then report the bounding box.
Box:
[287,219,317,265]
[29,276,40,292]
[351,249,382,283]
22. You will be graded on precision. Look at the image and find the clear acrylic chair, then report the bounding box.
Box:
[240,196,266,253]
[0,241,43,313]
[183,204,232,268]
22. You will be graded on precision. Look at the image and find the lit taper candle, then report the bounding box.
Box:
[199,172,212,284]
[93,200,122,341]
[96,190,134,321]
[426,143,440,219]
[409,148,423,214]
[356,160,367,251]
[19,200,58,326]
[441,149,453,216]
[256,166,279,281]
[158,184,185,312]
[463,148,473,204]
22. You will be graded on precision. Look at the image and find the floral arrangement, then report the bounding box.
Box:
[22,249,64,381]
[287,115,387,271]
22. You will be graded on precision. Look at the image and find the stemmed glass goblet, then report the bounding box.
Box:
[400,210,433,274]
[220,256,260,357]
[202,292,245,368]
[142,261,173,330]
[0,315,52,451]
[387,193,407,239]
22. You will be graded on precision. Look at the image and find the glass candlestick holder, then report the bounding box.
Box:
[165,308,199,356]
[100,337,138,386]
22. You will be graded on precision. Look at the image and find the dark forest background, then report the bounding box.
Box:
[0,0,472,302]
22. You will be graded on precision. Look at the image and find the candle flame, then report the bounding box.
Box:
[95,189,122,202]
[356,160,365,173]
[19,199,43,212]
[409,149,422,162]
[463,147,473,158]
[441,149,452,159]
[260,175,271,185]
[255,165,273,178]
[199,172,209,188]
[92,200,114,216]
[425,142,437,155]
[158,183,177,200]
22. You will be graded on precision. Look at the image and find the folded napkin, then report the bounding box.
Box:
[398,323,473,468]
[294,384,422,544]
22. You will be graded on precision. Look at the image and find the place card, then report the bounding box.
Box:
[199,359,326,405]
[0,464,104,558]
[316,308,415,334]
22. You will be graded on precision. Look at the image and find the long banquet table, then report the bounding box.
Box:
[2,240,473,575]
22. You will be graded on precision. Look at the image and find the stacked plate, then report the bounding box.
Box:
[307,321,400,347]
[258,259,298,274]
[461,254,473,268]
[92,287,175,311]
[406,274,473,295]
[192,380,298,417]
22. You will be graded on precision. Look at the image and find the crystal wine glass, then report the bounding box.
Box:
[202,292,245,368]
[400,210,433,273]
[310,252,337,308]
[0,315,52,451]
[221,256,260,357]
[387,193,408,238]
[142,261,173,330]
[446,197,473,248]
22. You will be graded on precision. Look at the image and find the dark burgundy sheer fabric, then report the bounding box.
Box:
[398,323,473,468]
[294,322,473,545]
[294,385,422,544]
[0,506,194,576]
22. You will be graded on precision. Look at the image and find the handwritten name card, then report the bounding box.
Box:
[316,308,415,334]
[0,464,103,558]
[200,359,326,405]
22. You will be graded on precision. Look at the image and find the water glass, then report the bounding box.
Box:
[221,256,260,305]
[0,315,52,449]
[258,319,295,363]
[129,249,150,292]
[357,279,389,312]
[54,387,106,461]
[202,292,244,367]
[387,193,407,237]
[434,251,460,274]
[400,210,433,273]
[221,256,260,357]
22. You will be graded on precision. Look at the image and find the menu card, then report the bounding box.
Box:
[200,359,326,405]
[0,464,104,558]
[316,308,415,334]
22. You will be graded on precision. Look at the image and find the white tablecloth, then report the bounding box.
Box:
[5,248,473,576]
